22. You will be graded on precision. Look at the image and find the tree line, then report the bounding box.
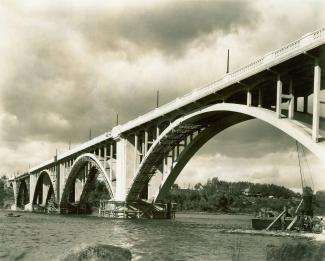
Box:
[162,177,325,215]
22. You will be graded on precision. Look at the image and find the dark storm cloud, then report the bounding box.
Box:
[76,1,260,56]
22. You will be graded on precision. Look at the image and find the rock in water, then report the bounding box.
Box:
[266,241,325,261]
[58,244,132,261]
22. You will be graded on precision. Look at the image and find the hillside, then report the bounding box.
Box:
[163,177,325,215]
[0,176,14,209]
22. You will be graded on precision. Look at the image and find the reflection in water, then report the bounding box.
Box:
[0,211,300,260]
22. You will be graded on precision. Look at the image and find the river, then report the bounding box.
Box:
[0,210,303,260]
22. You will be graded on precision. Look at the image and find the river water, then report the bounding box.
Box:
[0,211,301,260]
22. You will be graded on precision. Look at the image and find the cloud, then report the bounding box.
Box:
[77,1,260,57]
[197,119,295,159]
[177,149,325,191]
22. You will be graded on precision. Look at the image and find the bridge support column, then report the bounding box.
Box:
[55,158,60,203]
[109,143,114,181]
[303,95,308,113]
[115,136,136,201]
[144,130,148,155]
[312,63,321,142]
[11,179,18,210]
[276,76,282,118]
[103,146,107,171]
[247,90,252,106]
[258,89,262,107]
[134,134,138,176]
[156,126,160,139]
[288,80,294,120]
[59,163,66,202]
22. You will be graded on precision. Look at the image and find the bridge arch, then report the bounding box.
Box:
[17,179,29,208]
[60,153,114,211]
[32,170,56,208]
[127,103,325,201]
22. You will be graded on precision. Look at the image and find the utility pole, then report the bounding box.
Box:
[156,90,159,108]
[69,140,71,150]
[226,49,230,74]
[89,128,92,140]
[116,113,119,126]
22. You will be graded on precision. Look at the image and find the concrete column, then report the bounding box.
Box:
[59,163,65,201]
[288,80,294,120]
[115,137,136,201]
[103,145,107,170]
[312,63,321,142]
[276,76,282,118]
[303,95,308,113]
[134,134,138,176]
[258,88,263,107]
[98,147,102,161]
[74,177,83,202]
[28,174,37,210]
[109,143,113,181]
[115,138,126,201]
[176,145,180,158]
[247,90,252,106]
[156,125,160,140]
[12,180,18,210]
[172,147,175,162]
[162,155,167,181]
[294,96,298,112]
[144,130,148,155]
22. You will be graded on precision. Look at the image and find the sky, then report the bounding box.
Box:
[0,0,325,191]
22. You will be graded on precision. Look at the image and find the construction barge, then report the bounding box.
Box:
[252,187,323,234]
[98,200,176,219]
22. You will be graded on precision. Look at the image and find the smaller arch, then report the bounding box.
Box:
[60,153,114,210]
[17,180,29,208]
[32,170,56,209]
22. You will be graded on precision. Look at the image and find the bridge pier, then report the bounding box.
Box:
[247,90,252,106]
[11,179,18,210]
[258,88,263,107]
[115,136,137,201]
[312,62,321,142]
[288,80,294,120]
[276,76,283,118]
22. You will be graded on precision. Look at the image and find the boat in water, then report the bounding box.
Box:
[6,212,22,217]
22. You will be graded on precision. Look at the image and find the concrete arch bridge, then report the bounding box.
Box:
[9,27,325,218]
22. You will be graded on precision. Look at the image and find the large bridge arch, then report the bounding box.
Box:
[60,153,114,210]
[127,103,325,202]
